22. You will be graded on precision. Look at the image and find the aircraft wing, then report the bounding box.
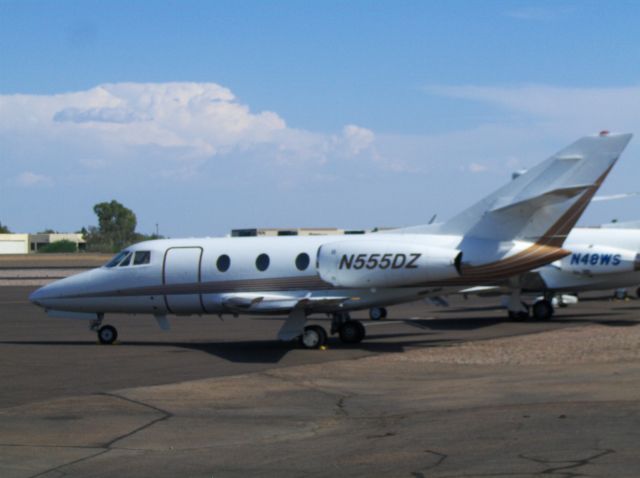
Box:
[220,293,353,312]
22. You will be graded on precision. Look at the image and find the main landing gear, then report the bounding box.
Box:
[531,299,554,321]
[296,312,367,350]
[506,298,555,321]
[90,314,118,345]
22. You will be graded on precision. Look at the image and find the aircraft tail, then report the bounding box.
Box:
[436,132,632,246]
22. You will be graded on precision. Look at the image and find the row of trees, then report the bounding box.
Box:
[1,200,161,253]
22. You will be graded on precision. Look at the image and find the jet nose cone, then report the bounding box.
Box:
[29,286,46,307]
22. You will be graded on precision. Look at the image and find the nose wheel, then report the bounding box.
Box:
[97,325,118,345]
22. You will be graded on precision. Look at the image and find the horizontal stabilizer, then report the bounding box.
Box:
[437,133,633,245]
[490,185,591,213]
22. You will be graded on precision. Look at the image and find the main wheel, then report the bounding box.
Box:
[532,300,553,321]
[299,325,327,349]
[339,320,366,344]
[369,307,385,321]
[98,325,118,345]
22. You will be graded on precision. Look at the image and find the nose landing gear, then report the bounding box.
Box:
[90,314,118,345]
[97,325,118,345]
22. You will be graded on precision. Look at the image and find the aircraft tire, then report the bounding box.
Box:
[532,300,553,321]
[299,325,327,349]
[98,325,118,345]
[369,307,386,321]
[339,320,366,344]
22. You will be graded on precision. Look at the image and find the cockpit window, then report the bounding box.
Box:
[105,251,129,268]
[133,251,151,265]
[118,252,133,267]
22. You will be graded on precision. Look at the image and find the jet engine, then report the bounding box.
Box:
[556,245,640,276]
[317,240,462,288]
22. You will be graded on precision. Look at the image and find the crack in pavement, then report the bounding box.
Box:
[518,448,615,477]
[432,449,616,478]
[259,370,355,418]
[99,392,173,449]
[22,392,173,478]
[410,449,448,477]
[27,449,111,478]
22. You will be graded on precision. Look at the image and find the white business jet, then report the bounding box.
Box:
[29,133,632,348]
[498,223,640,320]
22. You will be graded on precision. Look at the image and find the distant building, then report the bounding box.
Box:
[0,234,29,254]
[29,233,86,252]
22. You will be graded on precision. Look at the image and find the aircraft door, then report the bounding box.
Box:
[163,247,204,314]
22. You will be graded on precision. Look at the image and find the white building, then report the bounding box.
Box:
[0,234,29,254]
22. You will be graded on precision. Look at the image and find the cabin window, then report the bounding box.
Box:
[295,253,310,271]
[217,254,230,272]
[133,251,151,265]
[118,252,133,267]
[105,251,129,268]
[256,253,270,271]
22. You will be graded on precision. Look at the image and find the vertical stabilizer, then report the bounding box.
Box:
[435,133,632,246]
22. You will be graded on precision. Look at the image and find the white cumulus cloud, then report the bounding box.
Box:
[0,82,380,172]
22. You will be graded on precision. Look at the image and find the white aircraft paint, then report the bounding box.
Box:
[29,133,633,347]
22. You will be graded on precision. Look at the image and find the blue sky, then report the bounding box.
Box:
[1,1,639,236]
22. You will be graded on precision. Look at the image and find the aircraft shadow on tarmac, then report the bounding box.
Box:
[1,312,638,363]
[0,336,463,363]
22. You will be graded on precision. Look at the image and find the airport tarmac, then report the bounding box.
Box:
[2,285,640,476]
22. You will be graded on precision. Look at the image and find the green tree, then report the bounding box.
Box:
[40,240,78,253]
[85,200,138,252]
[0,221,10,233]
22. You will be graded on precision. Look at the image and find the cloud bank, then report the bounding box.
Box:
[0,82,378,175]
[2,81,639,236]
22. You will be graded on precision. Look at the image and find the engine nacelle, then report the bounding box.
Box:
[557,245,640,276]
[317,240,462,288]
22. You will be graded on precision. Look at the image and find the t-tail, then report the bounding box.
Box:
[440,132,633,247]
[396,132,633,281]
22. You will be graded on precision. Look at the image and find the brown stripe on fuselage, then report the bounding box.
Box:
[533,165,613,248]
[448,163,615,282]
[58,275,333,299]
[54,166,615,301]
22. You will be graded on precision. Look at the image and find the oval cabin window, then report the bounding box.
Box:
[295,253,310,271]
[217,254,231,272]
[256,253,270,271]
